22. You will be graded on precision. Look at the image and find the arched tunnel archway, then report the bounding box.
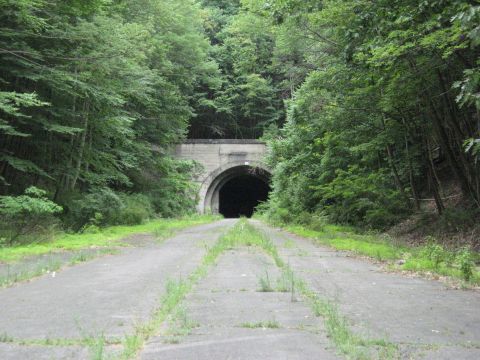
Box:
[202,164,271,218]
[219,175,270,218]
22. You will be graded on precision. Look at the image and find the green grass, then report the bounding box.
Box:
[0,248,121,288]
[69,249,120,265]
[117,219,249,359]
[239,320,280,329]
[0,258,62,287]
[0,332,121,347]
[0,333,119,360]
[1,219,396,359]
[286,225,403,261]
[163,306,199,344]
[116,219,290,359]
[296,277,397,359]
[244,221,398,359]
[282,223,480,286]
[257,270,274,292]
[275,267,295,294]
[0,215,220,263]
[118,278,191,359]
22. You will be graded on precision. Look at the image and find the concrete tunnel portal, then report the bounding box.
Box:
[174,140,271,217]
[210,166,271,218]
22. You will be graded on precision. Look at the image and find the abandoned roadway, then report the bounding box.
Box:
[0,219,479,359]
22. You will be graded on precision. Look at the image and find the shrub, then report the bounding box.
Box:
[295,212,327,231]
[269,207,293,225]
[132,158,199,218]
[0,187,62,244]
[457,247,474,281]
[420,237,446,269]
[315,167,410,229]
[68,188,123,229]
[68,189,155,229]
[308,214,328,232]
[111,193,154,225]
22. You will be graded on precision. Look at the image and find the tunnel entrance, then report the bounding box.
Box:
[219,175,270,218]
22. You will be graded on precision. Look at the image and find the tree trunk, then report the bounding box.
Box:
[405,134,420,210]
[71,101,89,191]
[386,144,406,196]
[426,139,444,214]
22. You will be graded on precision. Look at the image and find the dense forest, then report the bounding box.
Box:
[1,0,479,245]
[255,0,480,235]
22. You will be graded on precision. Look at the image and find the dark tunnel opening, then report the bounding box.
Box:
[219,175,270,218]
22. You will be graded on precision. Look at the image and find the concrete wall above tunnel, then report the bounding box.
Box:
[174,140,270,215]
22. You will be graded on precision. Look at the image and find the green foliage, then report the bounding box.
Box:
[275,219,480,285]
[0,215,220,263]
[315,167,409,229]
[421,238,446,269]
[0,187,62,244]
[189,1,284,138]
[139,159,200,218]
[437,207,479,232]
[0,0,216,232]
[457,247,475,281]
[113,194,154,226]
[255,0,480,230]
[0,187,61,216]
[68,188,122,230]
[453,5,480,110]
[2,0,480,240]
[67,189,155,230]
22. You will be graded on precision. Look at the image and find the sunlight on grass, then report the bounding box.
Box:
[286,225,403,261]
[0,215,221,263]
[282,223,480,286]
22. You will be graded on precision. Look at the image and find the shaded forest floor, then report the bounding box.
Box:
[388,179,479,251]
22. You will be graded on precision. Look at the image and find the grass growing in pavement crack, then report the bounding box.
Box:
[294,277,398,359]
[163,305,200,344]
[0,258,62,288]
[244,221,399,360]
[239,320,281,329]
[0,330,121,360]
[257,270,274,292]
[110,219,397,359]
[278,223,480,286]
[69,249,120,265]
[117,220,251,359]
[118,278,191,359]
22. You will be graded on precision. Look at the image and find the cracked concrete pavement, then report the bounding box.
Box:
[0,218,479,359]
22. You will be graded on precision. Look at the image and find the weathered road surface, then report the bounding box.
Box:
[253,220,480,360]
[0,220,234,359]
[0,218,479,359]
[141,249,339,360]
